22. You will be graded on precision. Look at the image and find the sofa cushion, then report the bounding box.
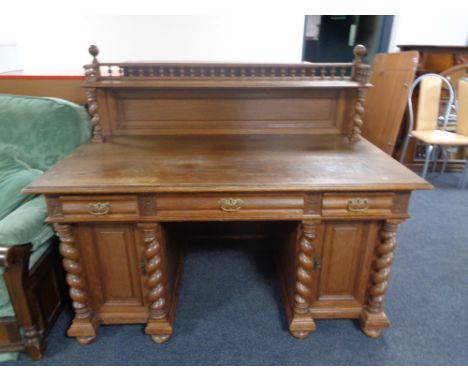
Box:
[0,150,43,220]
[0,196,54,250]
[0,94,91,171]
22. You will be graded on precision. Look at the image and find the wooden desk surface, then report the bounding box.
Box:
[25,134,430,194]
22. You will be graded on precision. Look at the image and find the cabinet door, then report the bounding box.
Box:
[77,224,148,324]
[311,221,379,318]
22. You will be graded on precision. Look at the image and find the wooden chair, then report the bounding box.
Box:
[400,74,468,186]
[456,78,468,188]
[440,64,468,125]
[441,64,468,92]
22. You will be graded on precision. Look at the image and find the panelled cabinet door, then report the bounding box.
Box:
[311,221,379,318]
[76,224,149,324]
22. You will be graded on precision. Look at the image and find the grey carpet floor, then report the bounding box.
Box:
[5,172,468,365]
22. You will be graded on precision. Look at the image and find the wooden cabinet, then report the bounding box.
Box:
[398,45,468,75]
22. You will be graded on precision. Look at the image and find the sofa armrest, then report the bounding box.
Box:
[0,246,10,268]
[0,245,32,270]
[0,245,32,271]
[0,243,47,359]
[0,197,54,250]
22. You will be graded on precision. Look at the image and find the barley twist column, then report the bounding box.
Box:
[361,220,400,338]
[139,223,171,344]
[349,44,370,142]
[143,224,167,320]
[54,223,98,345]
[290,220,318,339]
[86,88,104,143]
[349,87,367,142]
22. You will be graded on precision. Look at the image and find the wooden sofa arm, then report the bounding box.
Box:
[0,245,32,269]
[0,244,45,360]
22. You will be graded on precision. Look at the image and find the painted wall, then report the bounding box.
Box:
[0,15,305,71]
[2,15,467,72]
[389,15,468,51]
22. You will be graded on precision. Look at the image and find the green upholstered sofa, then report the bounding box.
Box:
[0,93,91,360]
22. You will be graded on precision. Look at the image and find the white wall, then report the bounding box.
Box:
[0,15,305,71]
[389,15,468,51]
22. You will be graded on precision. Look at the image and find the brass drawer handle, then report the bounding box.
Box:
[88,202,111,216]
[347,198,369,213]
[219,198,243,212]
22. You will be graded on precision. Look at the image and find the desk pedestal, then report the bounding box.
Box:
[48,191,408,344]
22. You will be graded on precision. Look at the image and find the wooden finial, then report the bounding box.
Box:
[351,44,370,85]
[89,45,99,64]
[353,44,367,64]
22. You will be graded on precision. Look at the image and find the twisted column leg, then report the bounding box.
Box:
[349,87,367,142]
[360,220,400,338]
[54,224,99,345]
[289,220,318,339]
[139,223,172,344]
[86,88,104,143]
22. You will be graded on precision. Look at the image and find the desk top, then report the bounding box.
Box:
[25,134,430,195]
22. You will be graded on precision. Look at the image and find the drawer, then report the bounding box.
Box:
[60,195,139,220]
[155,193,304,220]
[322,192,394,218]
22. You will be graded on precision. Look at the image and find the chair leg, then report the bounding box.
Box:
[431,145,439,174]
[422,145,434,179]
[441,148,449,174]
[458,161,468,189]
[399,135,411,164]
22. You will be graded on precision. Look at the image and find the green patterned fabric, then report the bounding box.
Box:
[0,94,91,361]
[0,196,54,250]
[0,352,18,362]
[0,94,91,171]
[0,151,42,220]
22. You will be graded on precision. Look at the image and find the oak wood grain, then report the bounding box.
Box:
[23,47,430,343]
[24,135,430,195]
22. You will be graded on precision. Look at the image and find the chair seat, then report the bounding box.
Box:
[412,129,468,145]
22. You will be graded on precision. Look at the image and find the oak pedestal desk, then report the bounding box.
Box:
[24,45,431,345]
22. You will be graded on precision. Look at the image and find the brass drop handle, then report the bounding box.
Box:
[88,202,111,216]
[347,198,369,213]
[218,198,243,212]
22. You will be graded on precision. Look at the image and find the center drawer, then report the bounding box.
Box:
[155,193,304,220]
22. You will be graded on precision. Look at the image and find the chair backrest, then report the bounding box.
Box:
[440,64,468,93]
[457,79,468,137]
[407,73,455,134]
[415,76,443,131]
